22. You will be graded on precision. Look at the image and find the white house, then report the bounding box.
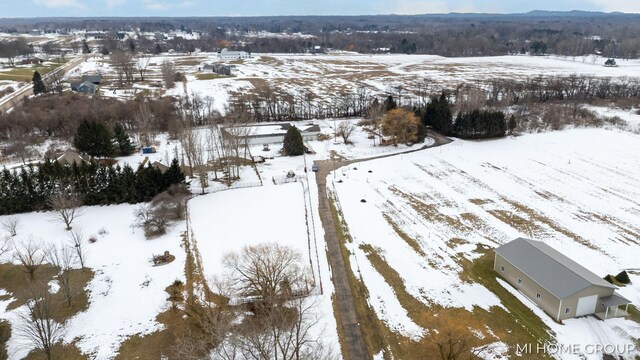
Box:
[219,48,251,60]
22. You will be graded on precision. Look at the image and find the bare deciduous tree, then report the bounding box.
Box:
[111,50,135,84]
[48,245,79,307]
[161,60,176,89]
[1,216,19,237]
[13,237,47,280]
[222,243,309,307]
[336,121,356,144]
[47,189,82,231]
[18,284,64,360]
[68,229,87,269]
[136,54,150,81]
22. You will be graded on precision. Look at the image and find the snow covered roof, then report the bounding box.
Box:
[495,238,615,300]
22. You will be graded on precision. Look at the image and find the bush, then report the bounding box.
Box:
[615,271,631,284]
[136,184,190,239]
[603,274,615,284]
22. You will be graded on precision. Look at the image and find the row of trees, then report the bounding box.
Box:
[0,159,185,215]
[453,110,510,139]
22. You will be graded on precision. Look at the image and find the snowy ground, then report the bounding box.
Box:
[330,128,640,359]
[61,52,640,115]
[584,105,640,133]
[0,204,186,360]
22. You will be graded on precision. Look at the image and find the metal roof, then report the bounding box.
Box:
[495,238,615,300]
[600,293,632,307]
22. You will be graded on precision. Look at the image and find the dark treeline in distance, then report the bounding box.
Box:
[2,12,640,58]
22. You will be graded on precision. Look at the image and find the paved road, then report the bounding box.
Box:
[314,129,451,360]
[0,56,86,113]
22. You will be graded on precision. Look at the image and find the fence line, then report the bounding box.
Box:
[206,180,263,194]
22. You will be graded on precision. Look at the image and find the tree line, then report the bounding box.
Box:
[0,159,185,215]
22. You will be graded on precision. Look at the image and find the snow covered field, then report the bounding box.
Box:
[331,128,640,359]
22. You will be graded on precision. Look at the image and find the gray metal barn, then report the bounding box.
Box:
[494,238,632,321]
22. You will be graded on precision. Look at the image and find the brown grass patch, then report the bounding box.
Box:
[469,198,493,205]
[0,264,58,310]
[24,342,88,360]
[382,213,425,257]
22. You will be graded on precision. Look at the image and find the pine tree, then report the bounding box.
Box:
[422,93,452,135]
[82,40,90,54]
[164,159,186,187]
[74,120,114,158]
[282,126,305,156]
[383,95,397,112]
[113,123,135,156]
[32,71,47,95]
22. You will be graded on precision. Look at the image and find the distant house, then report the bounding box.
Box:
[71,81,97,95]
[82,74,102,85]
[494,238,632,321]
[55,149,90,166]
[202,64,235,76]
[221,122,321,146]
[604,58,617,67]
[219,48,251,60]
[21,58,43,65]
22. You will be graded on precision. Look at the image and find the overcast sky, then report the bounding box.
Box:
[1,0,639,17]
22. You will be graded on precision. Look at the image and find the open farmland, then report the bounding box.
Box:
[330,128,640,360]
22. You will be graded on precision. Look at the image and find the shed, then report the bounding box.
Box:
[494,238,632,321]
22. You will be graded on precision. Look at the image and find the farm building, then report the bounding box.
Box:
[219,48,251,60]
[494,238,632,321]
[221,122,321,146]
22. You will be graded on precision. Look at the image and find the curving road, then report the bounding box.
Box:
[314,129,451,360]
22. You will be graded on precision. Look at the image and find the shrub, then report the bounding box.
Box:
[615,271,631,284]
[603,274,615,284]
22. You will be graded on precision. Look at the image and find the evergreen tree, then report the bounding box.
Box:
[163,158,186,187]
[113,123,135,156]
[32,71,47,95]
[453,109,507,139]
[73,120,114,158]
[282,126,305,156]
[101,46,110,56]
[421,93,453,135]
[82,40,90,54]
[383,95,397,112]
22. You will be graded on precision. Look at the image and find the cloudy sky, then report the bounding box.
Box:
[1,0,639,17]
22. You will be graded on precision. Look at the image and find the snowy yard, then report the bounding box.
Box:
[0,204,186,360]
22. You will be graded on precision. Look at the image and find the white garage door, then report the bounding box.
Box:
[576,295,598,317]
